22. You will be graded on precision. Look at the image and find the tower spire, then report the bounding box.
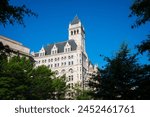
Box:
[68,16,85,51]
[71,15,80,25]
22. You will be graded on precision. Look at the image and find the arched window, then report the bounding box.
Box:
[71,31,73,35]
[77,29,79,34]
[69,68,73,73]
[61,69,65,74]
[74,30,76,35]
[55,70,59,75]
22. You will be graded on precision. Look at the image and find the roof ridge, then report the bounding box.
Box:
[47,39,75,46]
[47,40,67,46]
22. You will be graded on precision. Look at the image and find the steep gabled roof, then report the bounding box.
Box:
[71,15,80,25]
[43,39,77,55]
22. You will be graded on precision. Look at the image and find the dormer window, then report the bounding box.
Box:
[68,48,71,51]
[64,42,71,53]
[51,44,58,55]
[65,48,67,52]
[39,46,45,57]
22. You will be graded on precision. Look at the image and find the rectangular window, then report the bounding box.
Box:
[71,83,73,88]
[71,55,73,59]
[68,84,70,89]
[72,92,74,97]
[68,76,71,81]
[71,75,73,81]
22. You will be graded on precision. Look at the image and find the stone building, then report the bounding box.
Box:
[0,35,31,58]
[32,16,98,97]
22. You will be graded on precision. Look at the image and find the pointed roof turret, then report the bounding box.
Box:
[71,15,80,25]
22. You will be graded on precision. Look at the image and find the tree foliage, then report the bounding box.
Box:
[0,56,33,99]
[30,66,67,100]
[130,0,150,58]
[0,0,37,27]
[129,0,150,28]
[89,43,150,99]
[73,83,92,100]
[137,35,150,59]
[0,43,67,99]
[51,75,67,99]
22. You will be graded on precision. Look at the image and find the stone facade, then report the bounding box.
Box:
[0,35,30,57]
[32,16,98,97]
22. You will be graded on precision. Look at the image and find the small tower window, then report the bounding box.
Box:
[71,31,73,35]
[74,30,76,35]
[77,29,79,34]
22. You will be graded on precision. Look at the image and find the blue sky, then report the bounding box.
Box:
[0,0,149,67]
